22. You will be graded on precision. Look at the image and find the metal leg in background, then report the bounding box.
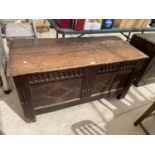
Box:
[78,34,85,38]
[56,32,58,38]
[0,76,2,87]
[31,19,38,38]
[121,32,131,43]
[126,32,131,42]
[62,34,65,38]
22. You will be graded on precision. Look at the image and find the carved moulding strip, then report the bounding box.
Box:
[98,61,138,73]
[28,68,84,85]
[14,76,36,122]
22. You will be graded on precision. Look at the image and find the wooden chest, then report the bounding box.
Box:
[8,37,148,122]
[130,33,155,86]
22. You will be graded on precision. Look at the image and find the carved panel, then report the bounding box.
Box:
[31,78,82,107]
[92,62,135,96]
[28,68,83,85]
[111,69,132,89]
[92,72,117,95]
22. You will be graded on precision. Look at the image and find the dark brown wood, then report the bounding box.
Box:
[130,33,155,86]
[34,88,124,115]
[14,76,36,122]
[8,36,148,122]
[31,77,82,107]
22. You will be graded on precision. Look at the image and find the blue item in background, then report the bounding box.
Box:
[101,19,114,29]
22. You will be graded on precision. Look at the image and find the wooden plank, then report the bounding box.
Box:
[8,36,148,77]
[114,19,150,28]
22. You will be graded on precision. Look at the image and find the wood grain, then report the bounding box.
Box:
[8,36,147,77]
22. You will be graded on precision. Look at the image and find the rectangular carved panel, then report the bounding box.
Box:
[92,72,117,95]
[31,78,82,107]
[111,69,132,89]
[92,69,132,96]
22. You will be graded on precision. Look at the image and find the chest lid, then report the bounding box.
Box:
[8,36,148,77]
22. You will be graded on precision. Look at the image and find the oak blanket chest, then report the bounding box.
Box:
[130,33,155,86]
[8,36,148,122]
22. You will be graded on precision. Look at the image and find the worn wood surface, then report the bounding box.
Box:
[8,36,147,77]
